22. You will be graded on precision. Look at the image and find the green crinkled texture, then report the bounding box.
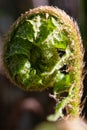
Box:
[54,73,72,93]
[4,6,83,121]
[5,37,31,58]
[4,13,73,91]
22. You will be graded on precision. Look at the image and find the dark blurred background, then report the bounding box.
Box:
[0,0,87,130]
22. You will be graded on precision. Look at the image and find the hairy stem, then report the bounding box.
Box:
[3,6,83,121]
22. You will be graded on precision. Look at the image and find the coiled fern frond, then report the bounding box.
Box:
[3,6,84,121]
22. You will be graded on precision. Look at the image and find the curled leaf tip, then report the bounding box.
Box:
[3,6,83,120]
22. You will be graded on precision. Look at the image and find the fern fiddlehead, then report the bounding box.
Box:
[3,6,83,121]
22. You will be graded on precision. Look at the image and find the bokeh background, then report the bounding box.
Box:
[0,0,87,130]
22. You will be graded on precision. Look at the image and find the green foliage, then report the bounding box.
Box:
[4,6,83,121]
[5,14,72,90]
